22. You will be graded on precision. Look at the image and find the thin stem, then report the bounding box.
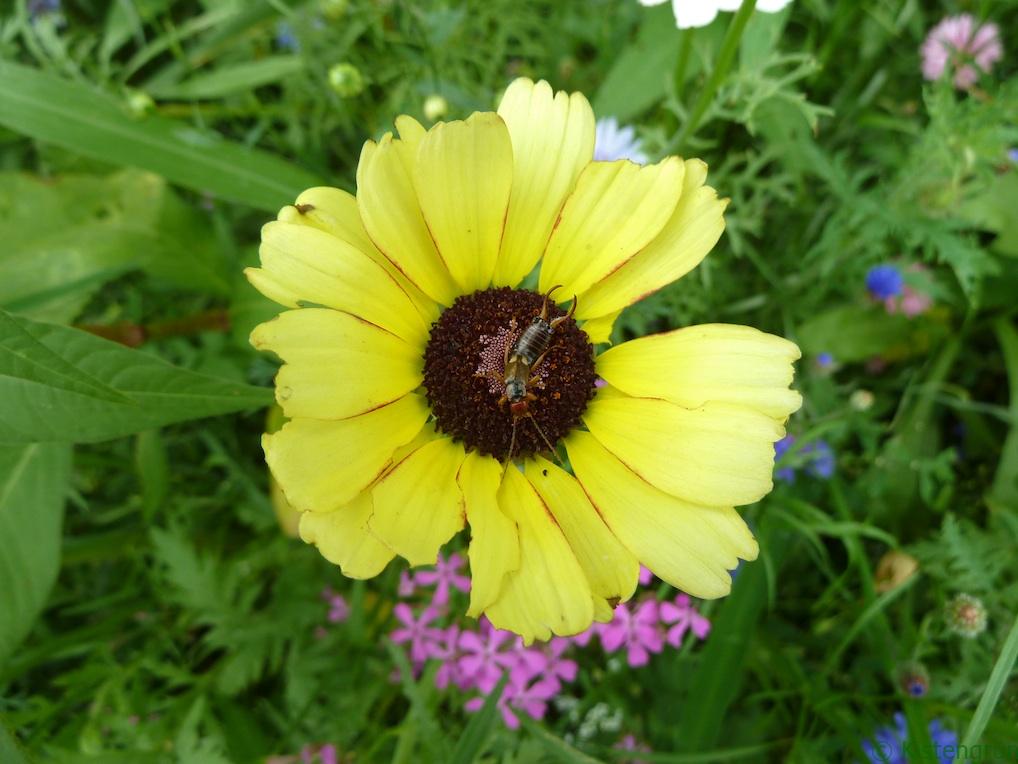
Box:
[75,308,231,347]
[669,0,757,154]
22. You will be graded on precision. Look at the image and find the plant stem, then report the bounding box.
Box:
[669,0,757,154]
[76,308,231,347]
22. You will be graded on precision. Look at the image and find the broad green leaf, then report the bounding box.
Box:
[150,57,305,100]
[594,4,683,122]
[0,61,322,212]
[0,170,230,322]
[0,309,271,444]
[0,442,71,668]
[797,304,936,363]
[988,319,1018,511]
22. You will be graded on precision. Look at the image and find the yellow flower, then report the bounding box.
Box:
[246,77,802,643]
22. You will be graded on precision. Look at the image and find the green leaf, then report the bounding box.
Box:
[675,517,773,752]
[0,442,71,668]
[450,673,508,764]
[960,611,1018,748]
[519,716,603,764]
[797,304,923,363]
[988,319,1018,511]
[0,170,230,322]
[0,309,271,444]
[150,57,305,100]
[0,61,322,212]
[594,5,683,122]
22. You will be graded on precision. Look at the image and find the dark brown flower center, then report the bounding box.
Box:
[422,287,597,460]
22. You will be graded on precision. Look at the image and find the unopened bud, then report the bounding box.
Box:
[851,389,875,411]
[874,550,918,593]
[423,94,448,122]
[945,593,987,638]
[328,63,364,97]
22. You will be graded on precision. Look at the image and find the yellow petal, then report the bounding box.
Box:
[581,309,621,345]
[369,435,467,566]
[566,431,758,599]
[524,457,639,607]
[458,452,520,617]
[415,113,514,293]
[250,308,422,420]
[264,394,429,513]
[493,78,595,287]
[583,389,784,507]
[576,159,726,320]
[356,133,460,306]
[279,186,440,326]
[538,158,684,298]
[484,467,594,644]
[299,491,395,578]
[248,221,428,346]
[597,323,802,420]
[270,476,301,537]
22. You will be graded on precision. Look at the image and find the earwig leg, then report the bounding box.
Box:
[528,414,565,467]
[540,285,563,321]
[529,349,550,374]
[549,294,578,330]
[502,419,519,479]
[503,317,518,368]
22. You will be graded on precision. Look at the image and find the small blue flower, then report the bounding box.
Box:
[866,265,904,300]
[773,435,797,483]
[861,713,957,764]
[803,440,835,479]
[816,352,835,369]
[594,117,648,164]
[275,21,299,52]
[28,0,61,20]
[1008,148,1018,163]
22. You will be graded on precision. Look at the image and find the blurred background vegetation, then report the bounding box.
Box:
[1,0,1018,761]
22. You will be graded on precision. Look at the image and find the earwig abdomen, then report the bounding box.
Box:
[512,319,554,366]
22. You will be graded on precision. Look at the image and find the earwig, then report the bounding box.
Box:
[497,286,577,465]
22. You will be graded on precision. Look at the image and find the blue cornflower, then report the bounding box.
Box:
[275,21,299,52]
[866,265,904,300]
[861,713,956,764]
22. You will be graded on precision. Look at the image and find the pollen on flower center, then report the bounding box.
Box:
[422,287,597,460]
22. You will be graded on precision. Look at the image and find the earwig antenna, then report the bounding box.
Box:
[528,414,565,467]
[502,419,519,479]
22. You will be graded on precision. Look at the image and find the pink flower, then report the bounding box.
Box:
[432,625,461,690]
[456,621,516,692]
[326,595,349,623]
[543,638,578,684]
[615,733,652,764]
[504,636,549,684]
[465,675,561,729]
[638,566,654,586]
[389,604,444,663]
[921,15,1003,89]
[398,571,416,598]
[599,601,664,667]
[660,594,711,647]
[413,553,471,607]
[570,622,603,647]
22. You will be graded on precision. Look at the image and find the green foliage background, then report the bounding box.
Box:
[1,0,1018,761]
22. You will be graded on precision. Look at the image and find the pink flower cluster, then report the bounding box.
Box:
[388,556,711,729]
[921,14,1003,89]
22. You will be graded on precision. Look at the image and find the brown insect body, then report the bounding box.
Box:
[499,286,577,459]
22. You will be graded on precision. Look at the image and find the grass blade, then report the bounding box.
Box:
[0,61,321,211]
[959,611,1018,750]
[450,673,509,764]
